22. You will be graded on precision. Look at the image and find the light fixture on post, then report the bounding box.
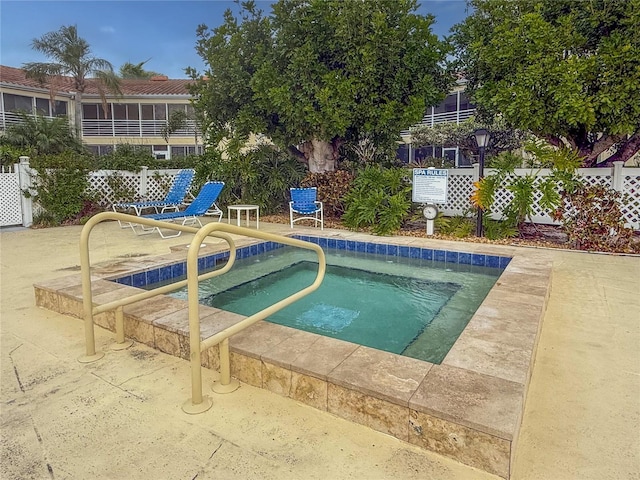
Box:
[473,128,491,237]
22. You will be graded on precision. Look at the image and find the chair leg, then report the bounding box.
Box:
[156,227,182,239]
[113,205,134,228]
[129,222,156,236]
[156,219,182,238]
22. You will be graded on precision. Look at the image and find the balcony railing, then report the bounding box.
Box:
[82,119,198,138]
[400,108,477,136]
[0,112,198,139]
[0,111,58,130]
[422,108,476,126]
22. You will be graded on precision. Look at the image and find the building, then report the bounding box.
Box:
[0,65,202,159]
[397,79,477,167]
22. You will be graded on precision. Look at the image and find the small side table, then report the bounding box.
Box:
[227,205,259,229]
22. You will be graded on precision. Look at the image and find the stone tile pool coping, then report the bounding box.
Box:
[33,231,551,479]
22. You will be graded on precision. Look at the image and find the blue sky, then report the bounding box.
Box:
[1,0,470,79]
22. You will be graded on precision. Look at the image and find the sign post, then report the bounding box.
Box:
[412,168,449,236]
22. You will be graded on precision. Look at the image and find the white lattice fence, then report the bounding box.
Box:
[437,170,475,215]
[88,170,139,207]
[5,158,639,230]
[146,169,184,201]
[0,165,23,226]
[86,168,182,207]
[621,171,640,229]
[487,169,560,224]
[427,164,640,229]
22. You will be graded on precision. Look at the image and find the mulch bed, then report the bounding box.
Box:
[262,214,570,250]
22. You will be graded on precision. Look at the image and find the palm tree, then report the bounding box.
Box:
[2,112,84,155]
[119,60,161,79]
[22,25,121,137]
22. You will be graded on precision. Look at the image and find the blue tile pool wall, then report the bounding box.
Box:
[112,237,511,288]
[113,241,287,287]
[293,235,511,269]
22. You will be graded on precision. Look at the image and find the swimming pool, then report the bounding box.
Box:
[36,226,546,478]
[165,239,506,363]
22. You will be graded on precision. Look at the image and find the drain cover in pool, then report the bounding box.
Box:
[297,303,359,333]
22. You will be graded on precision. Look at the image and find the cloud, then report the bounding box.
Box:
[100,26,116,34]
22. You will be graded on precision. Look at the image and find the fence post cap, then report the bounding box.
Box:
[19,156,30,164]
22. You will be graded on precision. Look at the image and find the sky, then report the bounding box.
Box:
[0,0,471,79]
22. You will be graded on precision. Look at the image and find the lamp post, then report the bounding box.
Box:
[473,128,491,237]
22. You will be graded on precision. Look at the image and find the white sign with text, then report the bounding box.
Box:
[412,168,449,204]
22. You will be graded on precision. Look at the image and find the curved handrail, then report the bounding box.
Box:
[79,211,326,414]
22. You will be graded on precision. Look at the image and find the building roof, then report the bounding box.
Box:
[0,65,193,97]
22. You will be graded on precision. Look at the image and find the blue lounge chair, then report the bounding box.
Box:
[289,187,323,230]
[131,181,224,238]
[113,169,195,226]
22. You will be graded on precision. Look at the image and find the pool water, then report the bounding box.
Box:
[170,246,503,363]
[205,260,460,355]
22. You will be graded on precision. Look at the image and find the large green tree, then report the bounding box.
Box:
[187,0,451,172]
[452,0,640,166]
[22,25,121,137]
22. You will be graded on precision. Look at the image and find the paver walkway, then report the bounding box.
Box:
[1,221,638,479]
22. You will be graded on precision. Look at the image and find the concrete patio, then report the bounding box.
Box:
[1,220,638,479]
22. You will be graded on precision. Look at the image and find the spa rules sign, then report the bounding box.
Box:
[412,168,449,204]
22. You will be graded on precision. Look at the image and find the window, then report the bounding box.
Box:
[53,101,67,116]
[113,104,127,120]
[415,146,434,161]
[11,96,67,117]
[112,104,140,120]
[396,144,410,164]
[153,144,168,160]
[168,104,187,116]
[82,104,106,120]
[141,104,166,121]
[171,145,201,157]
[444,94,458,112]
[458,93,475,111]
[3,93,33,113]
[35,98,50,115]
[86,145,115,156]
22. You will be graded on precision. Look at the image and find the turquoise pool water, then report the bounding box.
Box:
[168,245,503,363]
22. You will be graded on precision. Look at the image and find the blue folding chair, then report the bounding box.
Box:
[289,187,323,230]
[131,181,224,238]
[113,169,195,226]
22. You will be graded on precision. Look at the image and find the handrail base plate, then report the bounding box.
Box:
[78,352,105,363]
[182,396,213,415]
[212,379,240,394]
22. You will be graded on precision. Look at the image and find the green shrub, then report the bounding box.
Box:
[0,145,29,168]
[195,144,305,215]
[473,144,583,233]
[343,165,411,235]
[559,184,639,253]
[437,214,474,238]
[94,144,199,171]
[29,152,97,226]
[483,216,519,240]
[300,170,354,217]
[96,144,156,171]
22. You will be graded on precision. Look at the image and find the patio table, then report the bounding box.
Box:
[227,204,259,229]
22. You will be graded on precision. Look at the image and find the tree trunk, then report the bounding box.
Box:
[600,132,640,166]
[303,138,338,173]
[73,91,83,138]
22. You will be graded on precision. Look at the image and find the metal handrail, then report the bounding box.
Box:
[79,211,326,414]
